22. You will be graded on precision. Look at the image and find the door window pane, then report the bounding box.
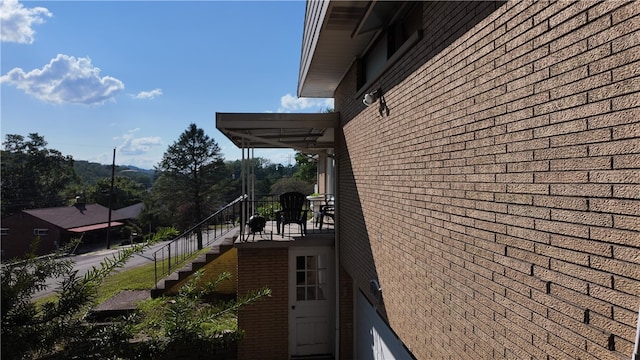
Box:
[294,254,328,302]
[307,287,316,300]
[306,256,316,270]
[307,271,316,285]
[318,255,327,269]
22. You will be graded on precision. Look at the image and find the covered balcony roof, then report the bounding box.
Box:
[215,112,339,154]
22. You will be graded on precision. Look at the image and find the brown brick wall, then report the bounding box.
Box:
[236,247,288,360]
[336,1,639,359]
[1,212,62,259]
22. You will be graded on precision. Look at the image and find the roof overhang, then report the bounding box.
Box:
[67,222,124,233]
[298,1,414,98]
[298,1,373,98]
[215,112,339,154]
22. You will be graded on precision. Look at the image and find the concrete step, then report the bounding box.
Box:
[88,290,150,321]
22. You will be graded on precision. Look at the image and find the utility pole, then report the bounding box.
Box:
[106,148,115,249]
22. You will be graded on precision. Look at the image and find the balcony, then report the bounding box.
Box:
[237,194,335,244]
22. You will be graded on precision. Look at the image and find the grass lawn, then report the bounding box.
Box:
[95,261,159,304]
[35,248,210,306]
[97,247,211,304]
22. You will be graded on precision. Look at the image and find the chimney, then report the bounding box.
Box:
[74,195,86,210]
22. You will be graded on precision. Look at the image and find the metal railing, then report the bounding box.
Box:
[238,193,335,242]
[153,195,247,287]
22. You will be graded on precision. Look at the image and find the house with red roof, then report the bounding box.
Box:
[1,201,135,260]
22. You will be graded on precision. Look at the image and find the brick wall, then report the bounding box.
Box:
[1,212,61,259]
[236,247,288,360]
[336,1,639,359]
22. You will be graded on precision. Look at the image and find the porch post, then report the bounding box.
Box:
[241,139,246,236]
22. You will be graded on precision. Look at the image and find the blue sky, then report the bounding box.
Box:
[1,0,333,169]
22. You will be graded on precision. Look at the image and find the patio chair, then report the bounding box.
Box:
[276,191,308,236]
[319,196,334,230]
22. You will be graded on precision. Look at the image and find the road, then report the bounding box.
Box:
[31,240,171,301]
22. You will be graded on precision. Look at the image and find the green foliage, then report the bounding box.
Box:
[74,161,154,188]
[154,124,225,236]
[1,228,253,359]
[293,152,317,183]
[158,271,269,346]
[256,202,281,221]
[270,177,314,196]
[1,133,77,217]
[219,158,294,200]
[148,227,179,242]
[88,176,147,209]
[131,270,271,357]
[1,238,154,359]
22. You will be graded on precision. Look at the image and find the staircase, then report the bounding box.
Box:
[150,233,236,298]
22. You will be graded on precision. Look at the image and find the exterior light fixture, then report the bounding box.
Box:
[363,88,390,117]
[370,279,382,294]
[363,89,381,106]
[370,279,383,304]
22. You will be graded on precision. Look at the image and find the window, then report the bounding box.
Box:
[0,228,8,236]
[34,228,49,236]
[358,2,423,89]
[295,255,328,301]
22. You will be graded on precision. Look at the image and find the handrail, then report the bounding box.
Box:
[153,194,247,287]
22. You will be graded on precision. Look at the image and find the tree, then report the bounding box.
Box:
[1,239,149,359]
[88,176,146,209]
[270,177,314,196]
[1,133,78,217]
[292,152,317,183]
[1,230,270,359]
[74,160,155,189]
[155,124,224,249]
[139,270,271,357]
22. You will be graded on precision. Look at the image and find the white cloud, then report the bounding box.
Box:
[0,0,51,44]
[117,129,162,156]
[278,93,334,112]
[0,54,125,105]
[133,88,162,100]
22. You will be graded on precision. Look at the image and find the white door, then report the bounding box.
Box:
[289,247,334,357]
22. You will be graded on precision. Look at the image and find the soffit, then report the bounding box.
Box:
[215,112,339,154]
[298,1,415,98]
[297,1,373,98]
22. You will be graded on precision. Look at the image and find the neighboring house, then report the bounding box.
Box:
[116,202,144,220]
[1,202,131,259]
[218,1,640,359]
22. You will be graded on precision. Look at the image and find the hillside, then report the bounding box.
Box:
[74,160,155,188]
